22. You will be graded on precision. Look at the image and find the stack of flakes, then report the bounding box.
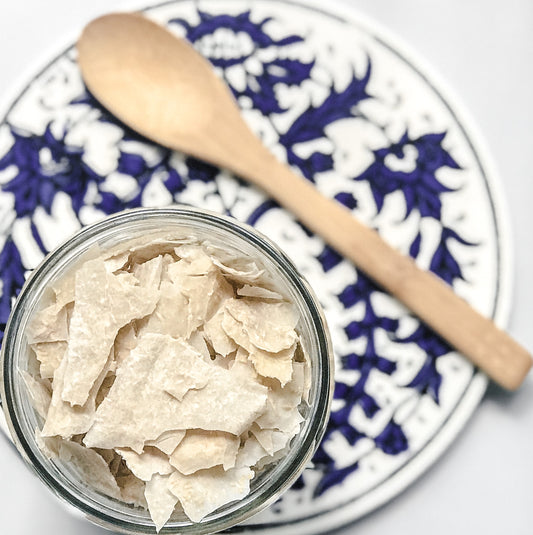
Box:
[21,234,311,531]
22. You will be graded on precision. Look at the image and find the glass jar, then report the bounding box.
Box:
[0,206,333,534]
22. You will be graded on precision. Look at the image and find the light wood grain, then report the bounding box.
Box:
[77,13,532,390]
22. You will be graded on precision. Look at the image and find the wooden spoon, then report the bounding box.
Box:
[77,12,531,390]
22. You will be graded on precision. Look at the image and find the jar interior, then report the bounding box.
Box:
[2,207,332,534]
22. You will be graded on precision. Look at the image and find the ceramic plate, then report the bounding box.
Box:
[0,0,511,533]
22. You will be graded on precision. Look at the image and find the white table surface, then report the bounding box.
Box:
[0,1,532,534]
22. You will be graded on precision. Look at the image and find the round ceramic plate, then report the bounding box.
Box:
[0,0,511,533]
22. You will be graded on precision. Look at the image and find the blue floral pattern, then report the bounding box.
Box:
[0,1,505,530]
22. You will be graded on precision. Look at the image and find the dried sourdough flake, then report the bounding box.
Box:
[61,258,159,406]
[26,302,69,344]
[203,305,238,357]
[132,255,164,288]
[169,430,240,475]
[145,430,186,456]
[42,349,114,438]
[144,474,180,533]
[115,446,174,481]
[236,284,284,300]
[84,333,268,451]
[137,280,189,338]
[224,299,298,353]
[27,236,311,530]
[116,473,147,508]
[58,440,121,500]
[20,370,51,420]
[168,466,254,523]
[31,341,67,380]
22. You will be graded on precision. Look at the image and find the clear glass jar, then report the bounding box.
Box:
[0,206,333,534]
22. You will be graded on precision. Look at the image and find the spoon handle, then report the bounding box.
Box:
[247,150,531,390]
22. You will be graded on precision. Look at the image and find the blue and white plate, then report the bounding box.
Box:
[0,0,511,533]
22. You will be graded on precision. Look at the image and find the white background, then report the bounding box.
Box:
[0,1,532,534]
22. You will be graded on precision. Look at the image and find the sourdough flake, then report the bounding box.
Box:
[42,350,114,438]
[31,341,67,380]
[235,434,270,469]
[116,446,173,481]
[103,251,130,273]
[237,285,284,300]
[137,280,189,338]
[168,466,253,523]
[58,440,121,500]
[133,255,163,289]
[224,299,298,353]
[116,474,147,508]
[52,274,76,307]
[169,430,239,475]
[35,430,61,459]
[250,424,292,456]
[26,302,69,344]
[84,334,268,450]
[145,474,180,533]
[20,371,51,419]
[145,430,186,456]
[247,345,295,386]
[203,306,237,357]
[61,258,159,406]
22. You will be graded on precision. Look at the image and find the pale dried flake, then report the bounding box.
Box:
[35,429,61,459]
[84,333,268,451]
[256,443,292,471]
[20,370,51,420]
[235,434,269,469]
[58,440,121,500]
[250,424,293,456]
[61,257,159,406]
[254,380,305,435]
[172,244,216,275]
[132,254,164,289]
[289,360,311,406]
[116,474,147,508]
[169,430,239,475]
[145,474,179,533]
[103,251,129,273]
[31,341,67,379]
[159,253,177,282]
[222,309,294,385]
[204,244,265,285]
[169,263,234,333]
[107,233,194,265]
[236,284,284,300]
[295,340,312,404]
[113,323,138,369]
[51,273,75,307]
[224,298,298,353]
[26,301,69,344]
[42,350,114,439]
[151,337,210,401]
[137,280,189,338]
[168,466,254,523]
[203,306,237,357]
[247,344,295,387]
[116,446,173,482]
[145,430,186,456]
